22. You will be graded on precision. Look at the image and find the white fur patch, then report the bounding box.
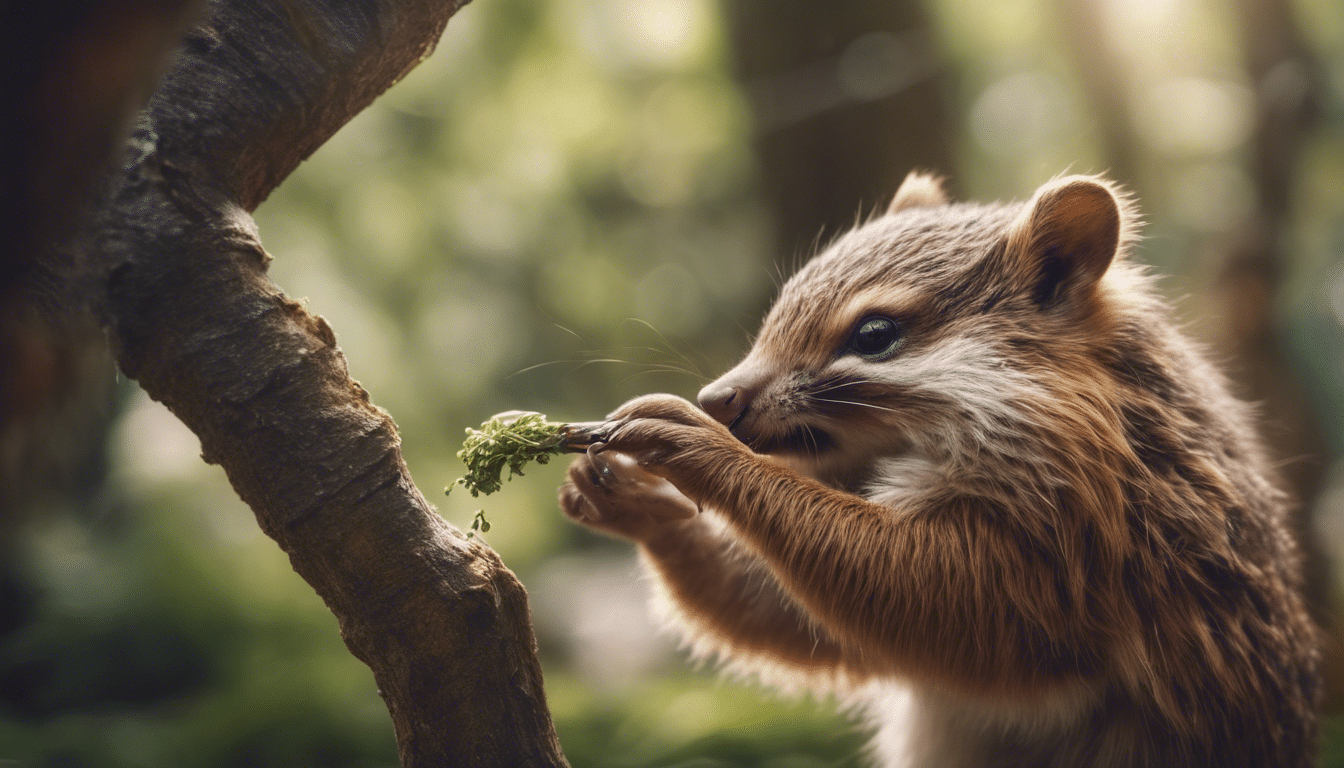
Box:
[866,455,942,505]
[843,334,1044,449]
[858,678,1101,768]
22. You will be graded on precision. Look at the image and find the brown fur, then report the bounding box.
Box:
[559,173,1319,767]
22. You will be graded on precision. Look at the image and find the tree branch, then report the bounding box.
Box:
[86,0,569,764]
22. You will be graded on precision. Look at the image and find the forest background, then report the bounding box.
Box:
[5,0,1344,765]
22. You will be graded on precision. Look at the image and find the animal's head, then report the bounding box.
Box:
[698,172,1141,487]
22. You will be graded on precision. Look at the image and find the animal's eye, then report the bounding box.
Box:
[851,316,904,360]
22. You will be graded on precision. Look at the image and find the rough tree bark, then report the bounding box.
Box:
[82,0,569,765]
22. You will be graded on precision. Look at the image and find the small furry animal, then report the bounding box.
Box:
[558,172,1320,767]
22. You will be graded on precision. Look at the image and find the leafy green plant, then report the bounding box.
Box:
[448,411,592,537]
[452,411,568,497]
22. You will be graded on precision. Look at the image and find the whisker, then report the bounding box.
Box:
[512,358,661,379]
[619,369,701,386]
[624,318,708,379]
[509,358,647,378]
[619,364,705,379]
[810,396,900,414]
[805,423,821,455]
[807,378,884,395]
[507,359,575,378]
[550,322,587,342]
[609,345,711,382]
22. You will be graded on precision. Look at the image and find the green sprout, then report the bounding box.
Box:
[447,411,569,538]
[452,411,567,496]
[467,510,491,537]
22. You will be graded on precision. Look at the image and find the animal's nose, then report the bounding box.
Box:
[698,381,747,426]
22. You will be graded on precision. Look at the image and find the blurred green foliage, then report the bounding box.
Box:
[5,0,1344,765]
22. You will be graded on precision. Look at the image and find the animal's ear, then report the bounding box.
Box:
[887,171,948,214]
[1006,175,1123,307]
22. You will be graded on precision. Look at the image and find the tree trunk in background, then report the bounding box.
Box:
[1,0,199,527]
[1056,0,1140,190]
[721,0,956,265]
[1222,0,1328,504]
[75,0,569,764]
[1223,0,1338,703]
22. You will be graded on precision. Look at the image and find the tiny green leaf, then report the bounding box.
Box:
[454,411,567,497]
[452,412,569,538]
[467,509,491,539]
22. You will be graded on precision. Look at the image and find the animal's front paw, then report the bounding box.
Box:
[602,394,742,468]
[607,393,715,427]
[558,445,697,542]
